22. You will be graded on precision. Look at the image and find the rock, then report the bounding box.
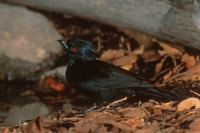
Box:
[0,102,49,125]
[0,3,62,80]
[3,0,200,50]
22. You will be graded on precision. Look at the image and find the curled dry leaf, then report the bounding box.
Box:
[177,98,200,112]
[153,39,183,56]
[100,49,124,61]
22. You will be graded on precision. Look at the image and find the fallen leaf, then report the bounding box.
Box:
[100,49,124,61]
[153,39,182,56]
[96,118,138,132]
[154,56,167,76]
[3,128,9,133]
[189,117,200,131]
[188,64,200,73]
[153,108,162,115]
[24,116,42,133]
[177,98,200,111]
[131,45,144,55]
[45,77,65,91]
[57,127,68,133]
[120,64,133,70]
[70,120,108,133]
[158,50,167,56]
[119,108,147,118]
[177,72,200,81]
[163,70,172,83]
[142,50,160,62]
[182,53,196,69]
[112,54,137,66]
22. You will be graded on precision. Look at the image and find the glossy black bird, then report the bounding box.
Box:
[58,39,186,105]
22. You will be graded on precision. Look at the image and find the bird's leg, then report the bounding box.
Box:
[106,97,127,109]
[85,105,98,112]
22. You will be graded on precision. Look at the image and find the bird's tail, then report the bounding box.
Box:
[135,87,187,101]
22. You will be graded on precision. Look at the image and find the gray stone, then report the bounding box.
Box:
[0,3,62,80]
[3,0,200,50]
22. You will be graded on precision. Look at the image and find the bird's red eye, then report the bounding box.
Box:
[70,47,76,52]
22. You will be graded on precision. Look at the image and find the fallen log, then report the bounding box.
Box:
[3,0,200,50]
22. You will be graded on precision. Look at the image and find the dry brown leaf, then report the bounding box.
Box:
[110,126,120,133]
[161,101,179,108]
[141,102,154,108]
[154,56,166,75]
[120,64,133,70]
[153,108,162,115]
[100,49,124,61]
[177,98,200,111]
[188,64,200,73]
[189,117,200,131]
[177,64,200,80]
[177,72,200,81]
[163,70,172,83]
[112,54,137,66]
[119,108,147,118]
[157,50,167,56]
[131,45,144,55]
[96,117,138,132]
[134,124,160,133]
[45,77,65,92]
[3,128,9,133]
[57,127,68,133]
[24,116,42,133]
[182,53,196,69]
[70,120,108,133]
[153,39,182,56]
[85,111,111,119]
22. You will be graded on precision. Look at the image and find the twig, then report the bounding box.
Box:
[189,89,200,97]
[126,42,131,51]
[96,36,101,52]
[62,117,86,121]
[106,97,127,109]
[163,72,188,83]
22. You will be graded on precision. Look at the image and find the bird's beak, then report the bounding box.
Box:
[57,40,68,49]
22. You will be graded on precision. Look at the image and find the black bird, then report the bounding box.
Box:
[58,39,186,105]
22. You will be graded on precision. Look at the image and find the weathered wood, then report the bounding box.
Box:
[3,0,200,50]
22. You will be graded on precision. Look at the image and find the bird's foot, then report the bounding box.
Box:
[106,97,127,109]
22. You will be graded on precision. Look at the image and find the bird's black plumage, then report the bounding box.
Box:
[58,39,187,104]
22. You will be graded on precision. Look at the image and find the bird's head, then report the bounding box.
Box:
[57,39,97,64]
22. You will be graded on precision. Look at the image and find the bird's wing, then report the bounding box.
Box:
[74,60,153,92]
[97,67,153,91]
